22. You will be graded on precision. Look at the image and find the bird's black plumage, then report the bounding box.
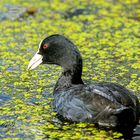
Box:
[28,34,140,129]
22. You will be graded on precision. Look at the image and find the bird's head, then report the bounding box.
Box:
[28,34,81,70]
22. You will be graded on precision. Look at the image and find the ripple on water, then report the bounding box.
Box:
[0,94,11,106]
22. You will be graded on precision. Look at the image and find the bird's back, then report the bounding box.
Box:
[53,82,139,128]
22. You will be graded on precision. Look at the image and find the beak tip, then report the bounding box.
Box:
[27,53,43,71]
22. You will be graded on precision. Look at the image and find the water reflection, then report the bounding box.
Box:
[0,94,11,106]
[133,125,140,140]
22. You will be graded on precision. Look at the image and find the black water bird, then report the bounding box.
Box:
[28,34,139,129]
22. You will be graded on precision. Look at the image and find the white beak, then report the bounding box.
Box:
[28,53,43,70]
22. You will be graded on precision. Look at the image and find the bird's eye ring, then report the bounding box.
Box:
[43,44,49,49]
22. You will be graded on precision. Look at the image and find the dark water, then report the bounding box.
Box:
[0,94,11,106]
[123,125,140,140]
[133,125,140,140]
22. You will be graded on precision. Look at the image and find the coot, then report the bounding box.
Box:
[28,34,139,128]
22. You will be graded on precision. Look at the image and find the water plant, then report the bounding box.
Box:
[0,0,140,139]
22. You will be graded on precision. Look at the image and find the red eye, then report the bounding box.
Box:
[43,44,49,49]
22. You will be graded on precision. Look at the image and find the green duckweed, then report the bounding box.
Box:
[0,0,140,139]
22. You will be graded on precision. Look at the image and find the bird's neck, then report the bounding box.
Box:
[54,62,84,92]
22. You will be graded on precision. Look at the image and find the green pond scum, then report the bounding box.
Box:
[0,0,140,139]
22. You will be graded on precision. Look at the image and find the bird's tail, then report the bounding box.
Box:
[95,106,135,128]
